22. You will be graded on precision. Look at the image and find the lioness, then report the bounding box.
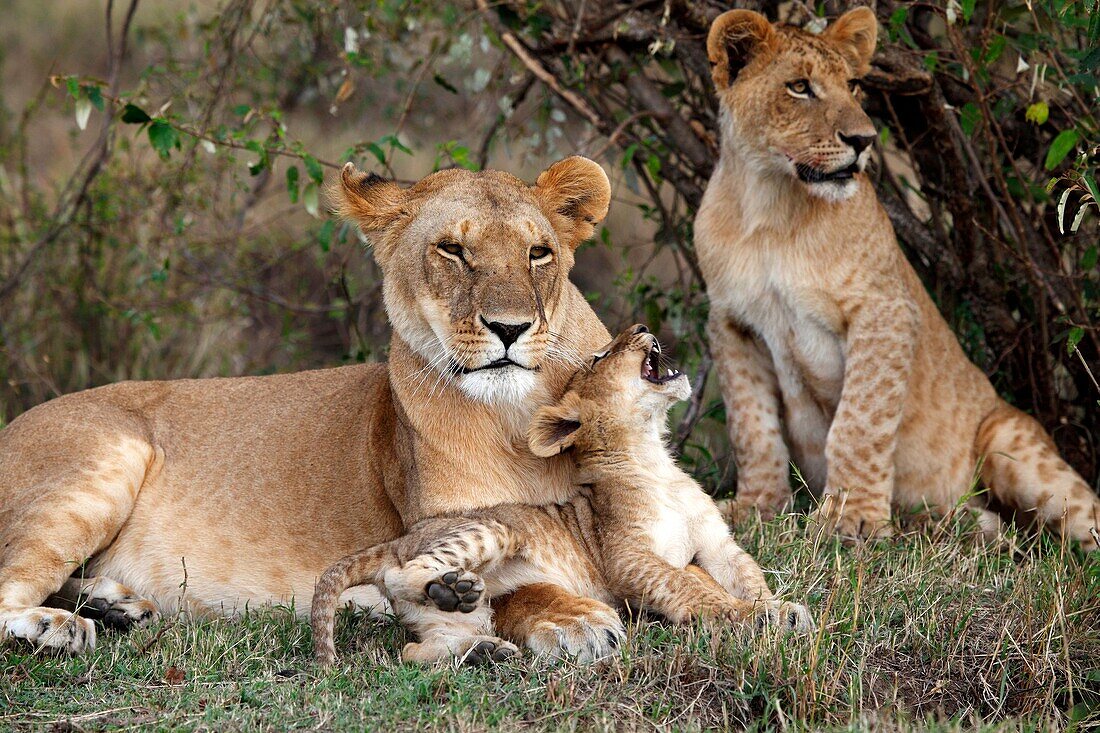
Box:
[697,7,1100,544]
[311,324,812,666]
[0,156,630,659]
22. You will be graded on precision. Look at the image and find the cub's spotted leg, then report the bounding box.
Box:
[0,421,159,654]
[708,314,793,520]
[382,518,518,613]
[812,298,920,540]
[49,575,158,631]
[682,566,813,633]
[978,405,1100,551]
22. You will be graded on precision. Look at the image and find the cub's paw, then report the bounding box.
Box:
[1,607,96,654]
[755,601,814,633]
[401,633,518,666]
[811,493,893,541]
[425,569,484,614]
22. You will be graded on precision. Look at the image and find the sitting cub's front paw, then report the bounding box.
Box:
[425,569,484,614]
[755,601,814,633]
[811,491,892,540]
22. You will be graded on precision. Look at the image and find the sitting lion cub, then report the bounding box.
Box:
[312,325,811,665]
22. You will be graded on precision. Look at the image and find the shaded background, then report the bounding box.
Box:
[1,0,1096,492]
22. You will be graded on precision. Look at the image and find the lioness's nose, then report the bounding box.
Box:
[482,317,532,349]
[839,132,874,155]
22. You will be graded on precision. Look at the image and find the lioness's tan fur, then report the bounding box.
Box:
[697,8,1100,545]
[0,157,636,657]
[310,326,811,666]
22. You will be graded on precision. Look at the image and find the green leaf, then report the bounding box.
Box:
[286,165,300,204]
[303,182,320,218]
[1025,102,1049,125]
[1066,326,1084,355]
[148,120,179,159]
[303,154,324,185]
[1082,245,1098,272]
[121,104,152,124]
[1044,129,1079,170]
[888,7,908,41]
[960,102,982,137]
[318,219,335,252]
[65,76,80,99]
[84,85,104,111]
[961,0,976,22]
[365,142,386,166]
[1084,174,1099,205]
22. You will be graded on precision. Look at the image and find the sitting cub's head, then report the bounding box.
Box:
[335,157,610,405]
[527,324,691,458]
[707,7,878,202]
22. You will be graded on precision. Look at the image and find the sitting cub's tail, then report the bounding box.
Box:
[311,544,399,666]
[976,404,1100,550]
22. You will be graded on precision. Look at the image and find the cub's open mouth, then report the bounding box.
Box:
[641,343,682,384]
[794,160,860,184]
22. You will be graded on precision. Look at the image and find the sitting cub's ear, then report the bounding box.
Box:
[332,162,408,233]
[707,10,777,91]
[533,157,611,251]
[528,392,583,458]
[823,7,878,76]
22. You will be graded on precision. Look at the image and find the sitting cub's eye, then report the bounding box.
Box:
[436,240,464,259]
[591,350,608,366]
[529,245,553,262]
[785,79,814,98]
[847,79,861,93]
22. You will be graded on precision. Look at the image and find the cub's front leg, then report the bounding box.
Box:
[814,296,920,539]
[707,313,792,519]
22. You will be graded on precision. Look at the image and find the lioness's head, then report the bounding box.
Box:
[527,324,691,458]
[708,7,878,202]
[336,157,611,405]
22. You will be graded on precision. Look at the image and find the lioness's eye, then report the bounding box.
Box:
[529,245,553,262]
[436,240,464,259]
[847,79,860,93]
[786,79,814,98]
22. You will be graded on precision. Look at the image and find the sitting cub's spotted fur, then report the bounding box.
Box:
[311,326,812,666]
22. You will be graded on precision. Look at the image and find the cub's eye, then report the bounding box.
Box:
[591,351,608,366]
[847,79,861,93]
[529,245,553,262]
[436,240,464,259]
[785,79,814,98]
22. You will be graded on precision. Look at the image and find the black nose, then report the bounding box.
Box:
[632,324,649,335]
[839,133,874,155]
[482,317,532,349]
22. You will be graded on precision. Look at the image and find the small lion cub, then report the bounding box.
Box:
[312,325,812,665]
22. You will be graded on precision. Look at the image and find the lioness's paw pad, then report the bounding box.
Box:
[80,596,159,631]
[2,607,96,654]
[425,569,484,613]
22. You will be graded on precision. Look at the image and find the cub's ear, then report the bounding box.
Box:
[823,7,878,76]
[528,392,583,458]
[533,156,611,251]
[332,162,407,233]
[707,10,777,91]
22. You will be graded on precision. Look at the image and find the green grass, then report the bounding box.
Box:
[3,515,1098,731]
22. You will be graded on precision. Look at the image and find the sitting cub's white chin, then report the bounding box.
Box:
[807,179,859,203]
[458,367,538,405]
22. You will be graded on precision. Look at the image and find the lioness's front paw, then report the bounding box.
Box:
[1,607,96,653]
[401,633,518,666]
[425,569,484,613]
[524,602,625,663]
[755,601,814,633]
[811,492,892,540]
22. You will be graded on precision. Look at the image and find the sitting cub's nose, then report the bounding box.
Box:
[632,324,649,334]
[839,132,875,156]
[481,317,532,349]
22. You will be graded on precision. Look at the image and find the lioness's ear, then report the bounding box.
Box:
[707,10,777,91]
[823,7,878,76]
[533,156,611,251]
[528,392,583,457]
[332,162,407,233]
